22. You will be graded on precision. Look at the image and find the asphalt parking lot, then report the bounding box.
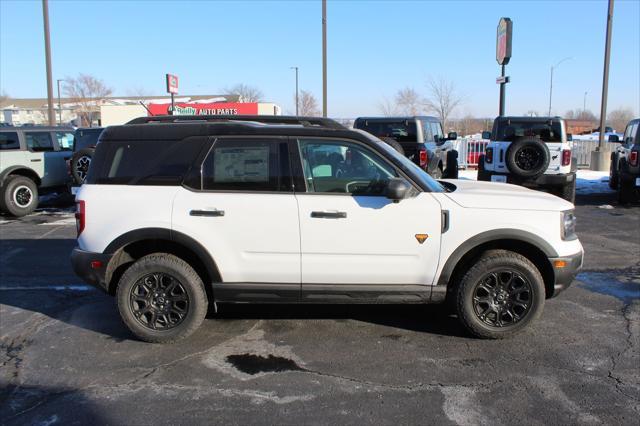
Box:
[1,189,639,425]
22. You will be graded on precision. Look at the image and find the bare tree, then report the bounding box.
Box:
[298,90,320,116]
[0,92,9,106]
[525,110,540,117]
[378,96,399,116]
[423,77,464,131]
[64,74,112,127]
[565,109,597,121]
[395,87,423,115]
[607,107,634,133]
[126,86,151,100]
[223,84,264,102]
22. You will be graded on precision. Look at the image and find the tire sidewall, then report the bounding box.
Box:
[506,138,550,179]
[446,150,459,179]
[116,254,208,343]
[71,148,94,185]
[457,253,545,338]
[2,176,38,217]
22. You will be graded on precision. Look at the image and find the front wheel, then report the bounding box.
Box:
[455,250,545,339]
[117,253,208,343]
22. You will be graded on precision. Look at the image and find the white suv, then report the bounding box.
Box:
[478,117,577,202]
[71,115,583,343]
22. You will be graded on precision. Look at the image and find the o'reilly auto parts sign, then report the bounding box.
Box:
[496,17,512,65]
[148,102,259,116]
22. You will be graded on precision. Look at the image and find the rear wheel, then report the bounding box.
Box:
[0,175,38,217]
[477,155,490,181]
[117,253,208,343]
[445,150,459,179]
[71,148,94,185]
[608,153,619,189]
[455,250,545,339]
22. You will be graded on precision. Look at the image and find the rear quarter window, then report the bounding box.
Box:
[0,132,20,150]
[87,137,207,185]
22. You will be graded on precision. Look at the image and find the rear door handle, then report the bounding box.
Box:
[190,209,225,217]
[30,159,42,162]
[311,211,347,219]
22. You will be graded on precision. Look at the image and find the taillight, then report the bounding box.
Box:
[562,149,571,166]
[630,151,639,167]
[485,147,493,164]
[419,149,428,168]
[75,200,85,236]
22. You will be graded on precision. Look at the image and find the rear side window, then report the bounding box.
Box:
[0,132,20,150]
[87,138,207,185]
[25,132,54,152]
[55,132,74,151]
[201,139,288,192]
[75,129,103,151]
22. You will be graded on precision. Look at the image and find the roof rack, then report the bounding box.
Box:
[126,115,346,129]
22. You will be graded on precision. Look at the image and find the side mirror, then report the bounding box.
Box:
[448,132,458,141]
[567,133,573,141]
[385,178,411,202]
[481,131,492,140]
[608,134,620,143]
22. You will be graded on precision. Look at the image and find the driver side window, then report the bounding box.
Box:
[298,139,398,195]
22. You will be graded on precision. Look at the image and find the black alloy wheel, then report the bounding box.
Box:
[130,272,190,331]
[514,147,543,171]
[472,270,532,327]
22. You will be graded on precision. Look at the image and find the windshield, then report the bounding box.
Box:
[354,119,418,142]
[494,120,563,142]
[351,129,444,192]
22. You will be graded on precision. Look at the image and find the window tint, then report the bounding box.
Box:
[0,132,20,150]
[201,139,286,192]
[421,121,433,141]
[430,122,443,140]
[74,129,103,151]
[624,123,638,145]
[55,132,74,151]
[25,132,54,152]
[495,120,562,142]
[354,120,418,142]
[299,139,398,195]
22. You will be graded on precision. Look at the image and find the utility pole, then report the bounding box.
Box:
[322,0,327,117]
[598,0,614,151]
[291,67,299,116]
[42,0,55,126]
[548,57,571,116]
[56,79,64,125]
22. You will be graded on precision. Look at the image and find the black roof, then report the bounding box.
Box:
[495,116,564,122]
[102,115,355,142]
[355,116,440,122]
[0,126,74,131]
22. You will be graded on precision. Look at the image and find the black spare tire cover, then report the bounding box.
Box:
[505,137,550,178]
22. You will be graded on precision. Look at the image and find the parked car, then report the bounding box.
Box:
[478,116,577,203]
[353,116,459,179]
[609,118,639,204]
[71,114,583,343]
[0,126,74,216]
[69,127,103,186]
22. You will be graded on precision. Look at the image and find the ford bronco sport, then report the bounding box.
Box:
[71,115,583,343]
[478,117,577,203]
[0,126,74,216]
[609,118,639,204]
[353,116,459,179]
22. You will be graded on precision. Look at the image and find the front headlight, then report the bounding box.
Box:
[561,210,577,240]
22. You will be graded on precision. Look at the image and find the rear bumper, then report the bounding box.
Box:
[71,247,112,293]
[548,250,583,297]
[482,170,575,187]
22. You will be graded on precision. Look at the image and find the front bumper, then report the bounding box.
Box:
[548,250,583,297]
[71,247,112,293]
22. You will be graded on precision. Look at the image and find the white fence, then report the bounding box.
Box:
[454,137,616,169]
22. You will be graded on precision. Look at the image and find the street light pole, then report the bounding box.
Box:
[322,0,327,117]
[42,0,55,126]
[597,0,614,151]
[548,57,572,116]
[56,79,64,125]
[291,67,299,116]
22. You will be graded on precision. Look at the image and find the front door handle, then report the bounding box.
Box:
[190,209,225,217]
[311,211,347,219]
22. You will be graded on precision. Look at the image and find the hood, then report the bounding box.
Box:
[440,179,574,211]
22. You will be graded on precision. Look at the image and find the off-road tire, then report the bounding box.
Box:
[71,148,94,185]
[117,253,208,343]
[0,175,38,217]
[477,155,490,181]
[445,150,459,179]
[505,137,550,179]
[558,179,576,203]
[379,137,405,155]
[455,250,545,339]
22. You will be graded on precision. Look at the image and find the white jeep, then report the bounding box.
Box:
[71,115,583,343]
[478,116,577,203]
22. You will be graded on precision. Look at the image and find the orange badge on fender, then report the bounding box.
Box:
[415,234,428,244]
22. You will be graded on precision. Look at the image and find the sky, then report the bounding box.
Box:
[1,0,639,119]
